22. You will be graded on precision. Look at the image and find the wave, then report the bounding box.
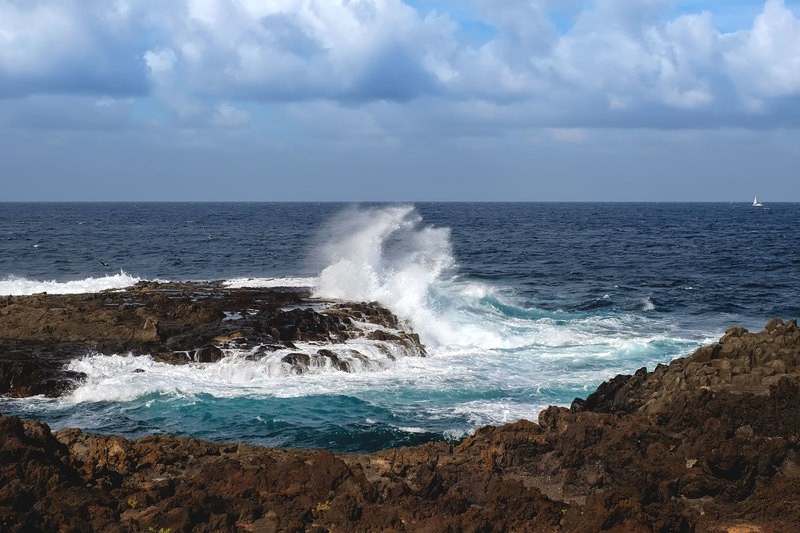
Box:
[309,205,685,354]
[312,204,515,349]
[56,331,694,405]
[313,205,454,343]
[0,271,140,296]
[63,335,423,404]
[223,277,316,289]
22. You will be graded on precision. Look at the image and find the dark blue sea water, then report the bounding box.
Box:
[1,202,799,452]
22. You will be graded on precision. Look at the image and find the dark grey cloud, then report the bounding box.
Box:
[348,46,439,102]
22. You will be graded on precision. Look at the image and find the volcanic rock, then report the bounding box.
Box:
[0,282,425,397]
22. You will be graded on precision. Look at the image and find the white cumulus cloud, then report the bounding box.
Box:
[723,0,800,104]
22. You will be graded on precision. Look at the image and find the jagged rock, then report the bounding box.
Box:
[317,349,351,372]
[367,329,427,357]
[572,318,800,416]
[265,308,353,343]
[329,302,400,330]
[0,343,87,398]
[281,352,312,374]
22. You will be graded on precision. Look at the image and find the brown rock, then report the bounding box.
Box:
[0,282,427,396]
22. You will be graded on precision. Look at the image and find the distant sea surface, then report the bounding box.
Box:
[2,202,799,452]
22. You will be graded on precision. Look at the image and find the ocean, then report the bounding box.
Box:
[1,202,799,452]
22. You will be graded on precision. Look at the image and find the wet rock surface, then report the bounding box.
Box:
[0,282,424,397]
[2,286,800,531]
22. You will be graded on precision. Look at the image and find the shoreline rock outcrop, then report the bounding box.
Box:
[0,282,424,397]
[1,284,799,531]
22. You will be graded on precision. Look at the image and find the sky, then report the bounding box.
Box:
[1,0,799,202]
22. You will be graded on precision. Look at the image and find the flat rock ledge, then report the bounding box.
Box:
[2,310,800,531]
[0,282,424,397]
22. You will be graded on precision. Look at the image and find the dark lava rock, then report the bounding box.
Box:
[281,352,311,368]
[317,348,351,372]
[0,282,425,397]
[0,343,87,398]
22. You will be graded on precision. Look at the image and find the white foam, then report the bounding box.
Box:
[314,205,453,306]
[0,271,140,296]
[447,400,542,427]
[396,426,427,434]
[223,277,317,289]
[312,205,498,349]
[62,335,425,404]
[50,321,704,438]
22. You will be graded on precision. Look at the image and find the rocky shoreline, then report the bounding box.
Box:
[1,284,799,531]
[0,282,424,398]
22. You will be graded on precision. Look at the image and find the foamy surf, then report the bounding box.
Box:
[223,277,316,289]
[0,271,141,296]
[51,313,699,430]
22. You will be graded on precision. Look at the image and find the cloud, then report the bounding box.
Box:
[1,0,800,132]
[144,49,177,76]
[140,0,452,102]
[0,0,148,98]
[211,103,250,128]
[723,0,800,104]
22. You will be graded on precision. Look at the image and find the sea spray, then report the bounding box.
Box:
[310,205,616,351]
[0,271,140,296]
[311,205,693,357]
[313,205,458,346]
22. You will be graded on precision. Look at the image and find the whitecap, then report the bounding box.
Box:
[0,271,140,296]
[223,277,316,289]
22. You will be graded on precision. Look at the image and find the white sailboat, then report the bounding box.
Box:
[752,196,763,207]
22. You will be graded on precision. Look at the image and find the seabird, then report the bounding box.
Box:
[99,260,109,267]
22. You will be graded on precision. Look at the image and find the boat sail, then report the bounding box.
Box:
[753,196,763,207]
